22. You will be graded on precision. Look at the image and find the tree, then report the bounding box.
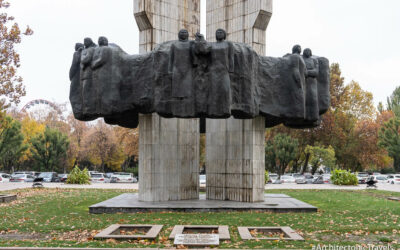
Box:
[19,115,45,161]
[265,133,298,176]
[0,1,33,110]
[114,126,139,171]
[83,121,125,172]
[378,117,400,172]
[340,81,375,120]
[387,86,400,117]
[0,116,27,172]
[305,145,336,174]
[30,127,69,172]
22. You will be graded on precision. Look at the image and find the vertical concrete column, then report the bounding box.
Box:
[134,0,200,201]
[206,0,273,202]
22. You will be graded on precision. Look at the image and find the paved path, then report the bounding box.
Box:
[1,182,399,193]
[265,183,400,192]
[0,183,138,191]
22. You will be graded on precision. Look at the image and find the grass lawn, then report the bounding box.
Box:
[0,188,399,249]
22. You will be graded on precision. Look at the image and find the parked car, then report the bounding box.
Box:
[389,175,400,184]
[296,175,314,184]
[90,173,105,183]
[10,174,35,182]
[313,175,324,184]
[199,174,206,185]
[110,173,137,183]
[322,174,331,184]
[59,174,68,182]
[36,172,59,182]
[12,171,38,177]
[268,173,279,183]
[292,173,303,179]
[295,176,307,184]
[357,172,369,184]
[280,175,296,183]
[375,175,388,183]
[387,175,395,183]
[104,173,114,183]
[0,173,11,183]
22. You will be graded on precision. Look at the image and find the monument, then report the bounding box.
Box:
[70,0,330,206]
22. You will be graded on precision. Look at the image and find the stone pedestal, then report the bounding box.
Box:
[206,117,265,202]
[134,0,200,201]
[206,0,273,202]
[139,115,199,201]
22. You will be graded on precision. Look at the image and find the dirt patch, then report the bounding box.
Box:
[0,233,47,240]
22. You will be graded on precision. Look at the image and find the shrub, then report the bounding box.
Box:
[265,170,269,184]
[330,169,358,186]
[66,166,90,184]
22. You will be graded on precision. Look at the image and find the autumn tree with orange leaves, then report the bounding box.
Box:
[0,0,32,111]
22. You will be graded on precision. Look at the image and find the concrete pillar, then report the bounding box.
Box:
[206,0,273,202]
[134,0,200,201]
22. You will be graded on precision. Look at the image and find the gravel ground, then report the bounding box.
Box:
[1,182,399,192]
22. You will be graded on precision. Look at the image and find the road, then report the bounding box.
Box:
[1,182,399,192]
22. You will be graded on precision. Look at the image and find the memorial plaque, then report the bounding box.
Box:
[174,234,219,246]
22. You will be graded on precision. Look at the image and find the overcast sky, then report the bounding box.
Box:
[7,0,400,110]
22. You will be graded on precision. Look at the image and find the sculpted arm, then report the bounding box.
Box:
[168,44,175,74]
[228,42,234,73]
[307,58,319,78]
[92,48,110,70]
[80,50,92,69]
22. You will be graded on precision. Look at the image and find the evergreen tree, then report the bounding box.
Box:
[30,127,69,172]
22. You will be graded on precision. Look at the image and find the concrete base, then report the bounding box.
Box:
[89,193,317,214]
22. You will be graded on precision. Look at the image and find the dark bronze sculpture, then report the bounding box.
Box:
[69,29,330,129]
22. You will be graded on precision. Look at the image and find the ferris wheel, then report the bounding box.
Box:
[21,99,62,115]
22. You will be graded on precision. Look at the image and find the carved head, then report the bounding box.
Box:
[292,44,302,54]
[195,32,204,41]
[98,36,109,46]
[178,29,189,41]
[83,38,95,48]
[303,48,312,58]
[75,43,84,51]
[216,29,227,42]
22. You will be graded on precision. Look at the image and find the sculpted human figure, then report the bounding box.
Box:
[208,29,234,117]
[192,32,211,115]
[289,44,306,90]
[91,36,117,115]
[168,29,195,116]
[80,38,97,118]
[69,43,84,119]
[168,29,193,100]
[303,48,319,122]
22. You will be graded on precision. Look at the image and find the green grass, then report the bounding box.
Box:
[0,188,399,249]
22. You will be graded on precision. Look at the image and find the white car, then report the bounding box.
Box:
[110,173,137,183]
[269,173,278,183]
[280,175,296,183]
[10,174,35,182]
[0,173,11,183]
[322,174,331,184]
[90,173,105,183]
[375,175,388,183]
[389,175,400,184]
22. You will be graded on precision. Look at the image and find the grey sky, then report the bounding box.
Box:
[8,0,400,110]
